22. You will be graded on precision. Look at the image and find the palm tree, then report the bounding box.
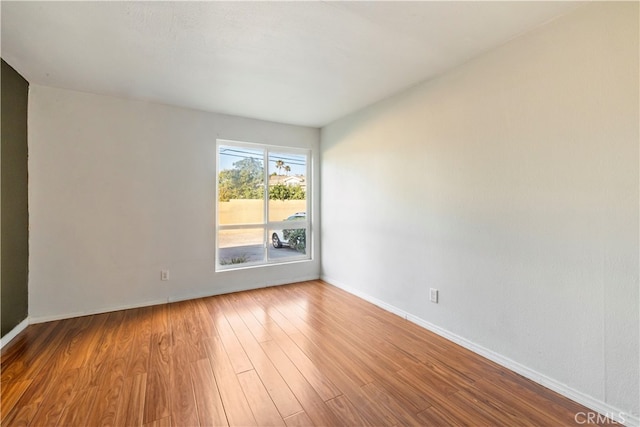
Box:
[275,159,284,175]
[284,165,291,175]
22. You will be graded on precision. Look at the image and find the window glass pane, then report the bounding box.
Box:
[268,152,307,222]
[216,140,311,271]
[218,146,264,225]
[218,228,265,266]
[268,227,307,261]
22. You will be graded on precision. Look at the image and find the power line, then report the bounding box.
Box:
[219,150,306,166]
[220,148,306,164]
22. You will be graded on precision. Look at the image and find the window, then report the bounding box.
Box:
[216,139,311,270]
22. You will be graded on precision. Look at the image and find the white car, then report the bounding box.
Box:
[272,212,306,248]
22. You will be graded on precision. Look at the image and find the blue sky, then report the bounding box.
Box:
[219,146,306,176]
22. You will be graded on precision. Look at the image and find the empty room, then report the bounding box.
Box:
[1,1,638,426]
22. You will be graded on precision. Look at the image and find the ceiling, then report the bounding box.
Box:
[1,1,581,128]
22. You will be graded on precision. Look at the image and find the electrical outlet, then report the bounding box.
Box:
[429,288,438,303]
[161,270,170,281]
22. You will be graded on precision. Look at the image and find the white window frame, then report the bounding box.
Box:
[215,139,312,271]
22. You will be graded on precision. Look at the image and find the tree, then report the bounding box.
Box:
[269,183,290,201]
[218,157,264,201]
[289,184,305,200]
[275,159,285,175]
[284,165,291,175]
[269,183,305,201]
[284,229,306,253]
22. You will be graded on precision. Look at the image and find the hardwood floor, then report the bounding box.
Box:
[1,280,605,426]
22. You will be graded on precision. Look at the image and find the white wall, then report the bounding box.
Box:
[28,85,320,320]
[321,2,638,421]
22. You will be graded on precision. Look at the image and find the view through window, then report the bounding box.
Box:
[216,140,310,270]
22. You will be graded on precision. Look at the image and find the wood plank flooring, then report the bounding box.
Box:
[1,280,606,426]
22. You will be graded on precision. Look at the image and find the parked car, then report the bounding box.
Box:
[272,212,305,248]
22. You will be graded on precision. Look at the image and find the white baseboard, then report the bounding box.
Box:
[29,298,169,324]
[1,318,29,349]
[167,274,321,304]
[29,274,321,324]
[321,275,639,427]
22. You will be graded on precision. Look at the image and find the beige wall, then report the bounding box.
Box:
[218,199,307,247]
[321,2,638,420]
[219,199,306,225]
